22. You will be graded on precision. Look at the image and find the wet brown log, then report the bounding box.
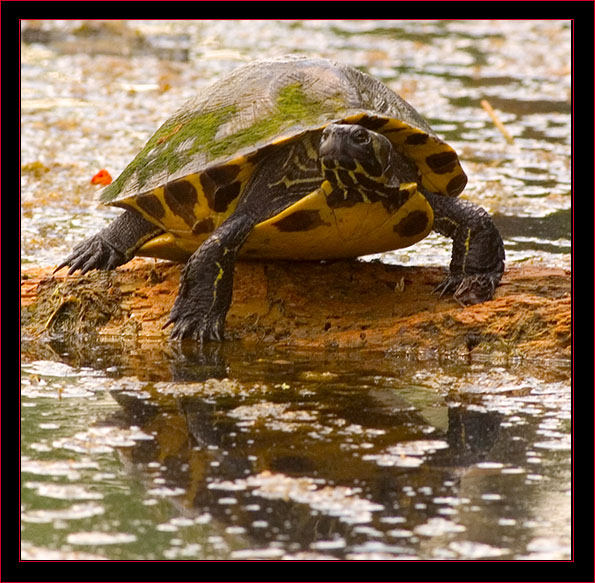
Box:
[21,258,571,360]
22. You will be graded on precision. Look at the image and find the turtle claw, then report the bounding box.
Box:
[54,234,126,276]
[434,272,501,306]
[454,274,498,305]
[166,320,225,344]
[164,299,225,343]
[433,277,454,299]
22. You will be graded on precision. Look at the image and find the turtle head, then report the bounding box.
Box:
[319,123,399,191]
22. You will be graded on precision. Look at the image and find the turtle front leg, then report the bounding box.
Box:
[165,214,256,342]
[423,191,505,305]
[55,210,163,275]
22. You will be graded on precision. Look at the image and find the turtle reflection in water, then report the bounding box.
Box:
[57,56,505,342]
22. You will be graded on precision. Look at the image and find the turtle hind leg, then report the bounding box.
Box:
[55,210,162,275]
[165,214,256,342]
[424,191,505,305]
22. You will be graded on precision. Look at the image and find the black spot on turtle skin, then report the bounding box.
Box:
[192,217,215,235]
[446,173,468,196]
[337,169,356,188]
[426,150,459,174]
[164,180,198,227]
[273,209,329,232]
[136,193,166,220]
[394,209,430,237]
[361,157,383,178]
[342,158,357,172]
[405,132,430,146]
[356,174,383,192]
[325,166,382,195]
[322,157,355,175]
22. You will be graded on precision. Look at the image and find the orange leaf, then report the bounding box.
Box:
[90,169,113,185]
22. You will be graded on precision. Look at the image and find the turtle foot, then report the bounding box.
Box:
[164,298,225,343]
[434,271,502,306]
[54,234,126,275]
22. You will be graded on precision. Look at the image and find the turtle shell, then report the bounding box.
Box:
[101,56,466,261]
[102,55,466,205]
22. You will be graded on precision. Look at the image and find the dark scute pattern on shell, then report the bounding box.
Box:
[136,193,166,220]
[273,209,330,232]
[446,174,468,196]
[204,164,242,184]
[164,180,198,228]
[200,166,243,213]
[192,217,215,235]
[199,172,217,210]
[213,182,242,213]
[426,151,459,174]
[394,210,430,237]
[404,133,430,146]
[356,114,389,131]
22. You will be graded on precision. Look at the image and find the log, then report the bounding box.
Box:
[21,258,571,360]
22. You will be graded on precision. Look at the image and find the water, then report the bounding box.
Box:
[20,20,571,561]
[21,345,570,560]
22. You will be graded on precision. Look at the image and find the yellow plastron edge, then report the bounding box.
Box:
[136,181,433,262]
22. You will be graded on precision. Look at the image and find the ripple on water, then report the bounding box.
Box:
[21,502,105,523]
[66,531,137,545]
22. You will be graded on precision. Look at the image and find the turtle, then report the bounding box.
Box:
[56,55,505,342]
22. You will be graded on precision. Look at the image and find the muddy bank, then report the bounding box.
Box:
[21,259,570,360]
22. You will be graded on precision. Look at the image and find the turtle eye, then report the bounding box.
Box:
[351,128,371,145]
